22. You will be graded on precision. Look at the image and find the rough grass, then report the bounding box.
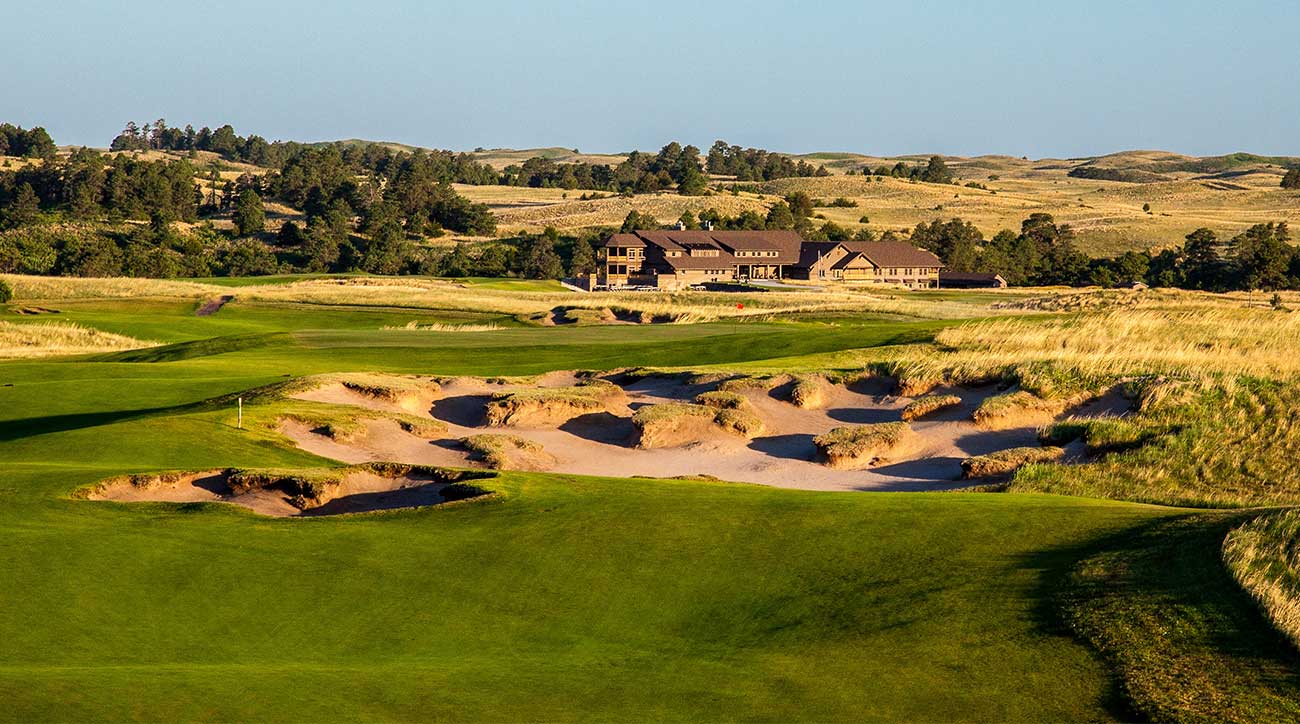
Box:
[339,374,441,403]
[901,393,962,421]
[961,446,1065,479]
[789,374,830,408]
[279,405,447,443]
[1059,514,1300,723]
[971,390,1067,429]
[814,422,912,469]
[485,379,622,426]
[0,320,156,358]
[460,433,545,468]
[631,401,764,447]
[1223,510,1300,651]
[693,390,750,410]
[1010,377,1300,508]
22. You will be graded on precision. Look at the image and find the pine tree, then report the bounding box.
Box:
[523,228,565,279]
[4,183,41,228]
[568,238,596,276]
[232,189,265,236]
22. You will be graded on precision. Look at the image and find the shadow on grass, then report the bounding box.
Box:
[1020,511,1300,722]
[0,405,185,442]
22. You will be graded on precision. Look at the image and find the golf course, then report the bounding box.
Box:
[3,275,1300,722]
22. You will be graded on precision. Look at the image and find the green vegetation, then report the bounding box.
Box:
[2,277,1300,720]
[1014,379,1300,508]
[1058,514,1300,722]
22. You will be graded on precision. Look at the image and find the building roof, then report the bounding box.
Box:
[795,241,844,268]
[842,242,943,268]
[831,253,876,270]
[604,233,646,248]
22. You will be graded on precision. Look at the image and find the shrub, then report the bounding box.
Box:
[961,446,1065,479]
[0,278,11,304]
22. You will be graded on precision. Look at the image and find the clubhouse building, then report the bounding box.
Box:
[597,228,944,289]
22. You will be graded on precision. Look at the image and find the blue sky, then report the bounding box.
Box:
[4,0,1298,157]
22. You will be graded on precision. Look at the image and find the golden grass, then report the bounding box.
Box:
[0,321,155,358]
[2,274,221,301]
[383,321,504,332]
[460,433,544,468]
[235,276,1002,322]
[1223,510,1300,649]
[900,394,962,421]
[813,422,912,468]
[961,446,1065,479]
[459,186,773,234]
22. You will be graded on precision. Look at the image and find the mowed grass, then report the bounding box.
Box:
[2,285,1299,721]
[0,460,1167,721]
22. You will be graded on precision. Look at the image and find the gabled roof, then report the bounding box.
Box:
[795,241,844,268]
[842,241,943,268]
[603,233,646,248]
[831,252,877,270]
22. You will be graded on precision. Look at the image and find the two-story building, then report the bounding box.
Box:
[597,229,944,289]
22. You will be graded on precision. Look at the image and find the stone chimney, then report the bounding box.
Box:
[702,220,713,231]
[675,219,686,230]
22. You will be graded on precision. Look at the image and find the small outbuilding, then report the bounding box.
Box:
[938,271,1008,289]
[1114,280,1150,290]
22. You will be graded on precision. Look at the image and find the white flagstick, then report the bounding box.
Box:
[238,397,243,429]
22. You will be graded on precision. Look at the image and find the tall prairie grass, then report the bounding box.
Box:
[1224,510,1300,650]
[0,321,155,358]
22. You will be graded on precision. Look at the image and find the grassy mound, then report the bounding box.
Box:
[693,390,749,410]
[461,433,547,469]
[972,390,1068,429]
[280,405,447,443]
[814,422,913,469]
[339,374,441,409]
[901,393,962,421]
[790,374,830,409]
[484,379,623,427]
[632,401,764,448]
[961,446,1065,479]
[1224,510,1300,650]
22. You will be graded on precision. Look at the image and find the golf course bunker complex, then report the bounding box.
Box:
[280,371,1128,492]
[83,464,494,517]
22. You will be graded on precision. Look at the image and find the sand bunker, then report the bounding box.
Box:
[83,464,493,517]
[274,372,1132,493]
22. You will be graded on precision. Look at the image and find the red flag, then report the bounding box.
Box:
[737,303,744,309]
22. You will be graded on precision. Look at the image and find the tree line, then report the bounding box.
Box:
[0,124,57,159]
[913,214,1300,291]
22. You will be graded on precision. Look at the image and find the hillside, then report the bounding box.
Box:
[454,147,1299,255]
